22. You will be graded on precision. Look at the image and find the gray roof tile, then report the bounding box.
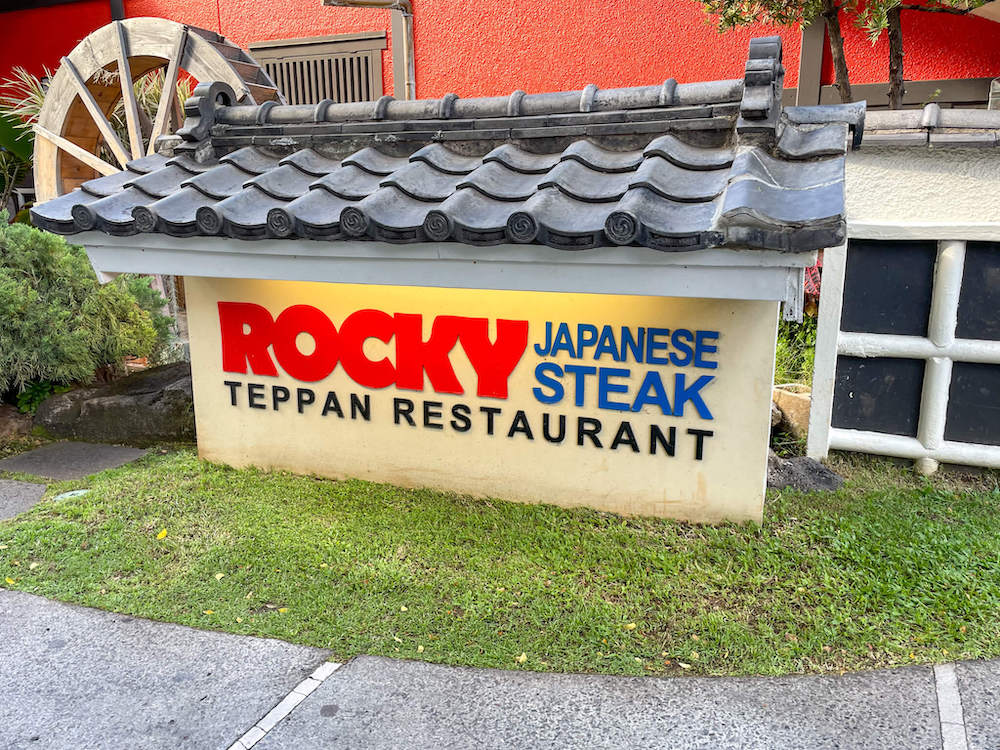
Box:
[32,36,861,254]
[630,156,728,202]
[861,104,1000,148]
[183,162,256,199]
[776,123,850,160]
[643,134,733,171]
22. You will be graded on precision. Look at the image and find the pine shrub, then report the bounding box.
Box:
[0,219,157,393]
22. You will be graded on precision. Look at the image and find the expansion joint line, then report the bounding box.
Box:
[228,661,342,749]
[934,663,969,750]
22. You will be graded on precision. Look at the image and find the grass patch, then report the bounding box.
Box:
[1,448,999,677]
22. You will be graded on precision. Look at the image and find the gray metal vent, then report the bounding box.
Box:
[249,32,386,106]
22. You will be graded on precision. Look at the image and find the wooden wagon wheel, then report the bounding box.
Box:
[33,17,284,202]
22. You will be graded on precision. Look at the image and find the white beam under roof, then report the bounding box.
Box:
[75,232,815,311]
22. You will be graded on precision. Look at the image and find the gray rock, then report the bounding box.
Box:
[34,363,194,446]
[770,400,783,428]
[0,442,147,481]
[767,450,844,492]
[0,405,31,439]
[0,480,46,520]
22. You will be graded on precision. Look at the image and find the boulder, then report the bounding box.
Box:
[34,362,194,446]
[772,385,811,439]
[767,450,844,492]
[0,405,31,439]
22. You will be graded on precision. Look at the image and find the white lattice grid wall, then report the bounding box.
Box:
[808,240,1000,474]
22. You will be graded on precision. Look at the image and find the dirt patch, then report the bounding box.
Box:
[767,451,844,492]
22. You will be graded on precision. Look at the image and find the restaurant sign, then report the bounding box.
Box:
[187,277,778,522]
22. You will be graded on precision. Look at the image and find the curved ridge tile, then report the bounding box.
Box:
[219,147,283,175]
[508,187,613,249]
[457,161,544,201]
[605,187,720,251]
[124,164,200,199]
[84,187,158,236]
[29,189,100,234]
[630,156,728,202]
[730,149,843,190]
[379,161,465,202]
[201,185,288,240]
[409,143,482,175]
[276,189,355,239]
[537,160,632,203]
[560,141,642,173]
[342,147,409,176]
[424,188,526,245]
[79,169,142,198]
[776,123,849,160]
[720,178,844,227]
[166,153,216,174]
[279,148,341,176]
[247,163,318,200]
[123,153,169,174]
[134,187,218,237]
[482,143,561,174]
[312,164,385,200]
[644,134,734,171]
[341,186,438,242]
[182,163,257,200]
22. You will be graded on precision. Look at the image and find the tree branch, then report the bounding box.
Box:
[899,3,972,13]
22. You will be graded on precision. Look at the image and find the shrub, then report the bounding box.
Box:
[0,218,157,394]
[123,274,174,364]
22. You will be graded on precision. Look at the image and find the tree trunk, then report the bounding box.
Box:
[821,0,853,103]
[887,7,905,109]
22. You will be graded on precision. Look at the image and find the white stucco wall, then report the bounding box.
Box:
[846,145,1000,238]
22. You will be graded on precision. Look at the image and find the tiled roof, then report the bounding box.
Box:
[863,104,1000,147]
[32,37,864,253]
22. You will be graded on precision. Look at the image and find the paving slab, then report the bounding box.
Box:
[954,659,1000,750]
[0,590,330,750]
[257,655,942,750]
[0,441,147,480]
[0,480,46,520]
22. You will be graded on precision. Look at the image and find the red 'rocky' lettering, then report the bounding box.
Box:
[217,302,529,398]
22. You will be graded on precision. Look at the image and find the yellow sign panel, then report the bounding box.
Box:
[185,277,778,522]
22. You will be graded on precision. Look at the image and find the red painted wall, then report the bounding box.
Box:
[0,0,110,80]
[3,0,999,100]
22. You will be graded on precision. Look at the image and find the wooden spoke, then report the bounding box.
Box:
[60,56,132,168]
[114,21,145,159]
[148,26,188,156]
[34,125,119,177]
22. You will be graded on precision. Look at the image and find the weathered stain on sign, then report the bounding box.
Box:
[186,277,778,522]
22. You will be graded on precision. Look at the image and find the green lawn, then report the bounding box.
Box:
[1,447,999,677]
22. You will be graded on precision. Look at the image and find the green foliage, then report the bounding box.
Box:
[0,219,156,393]
[700,0,985,35]
[0,111,32,215]
[16,381,53,414]
[122,275,174,363]
[15,381,71,415]
[774,315,817,386]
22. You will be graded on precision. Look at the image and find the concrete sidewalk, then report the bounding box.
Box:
[2,589,997,750]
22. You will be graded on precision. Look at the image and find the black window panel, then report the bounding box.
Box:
[956,242,1000,342]
[945,362,1000,446]
[832,356,925,437]
[840,239,936,337]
